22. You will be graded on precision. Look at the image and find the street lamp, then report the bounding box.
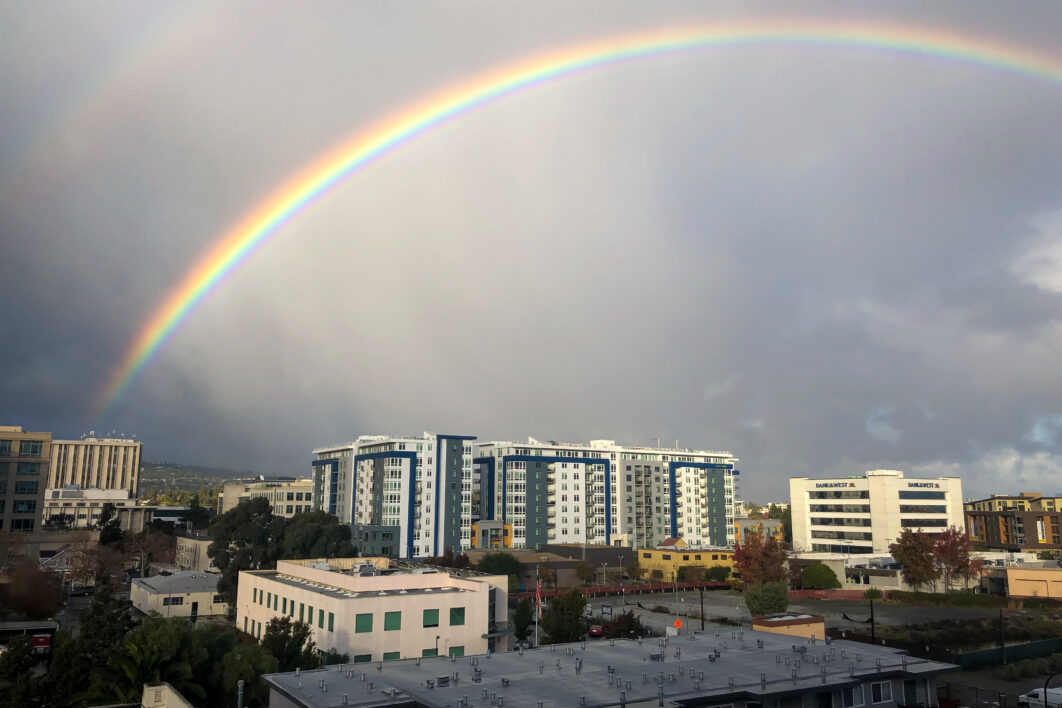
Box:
[602,562,608,588]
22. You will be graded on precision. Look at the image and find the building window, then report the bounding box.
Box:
[356,613,373,633]
[282,598,288,614]
[353,654,372,663]
[872,682,892,703]
[273,594,279,611]
[328,612,334,632]
[299,603,305,622]
[267,592,272,607]
[319,609,324,628]
[213,595,224,603]
[384,611,401,631]
[422,648,438,657]
[13,481,38,495]
[449,608,465,626]
[163,596,184,606]
[843,686,865,708]
[12,500,36,514]
[19,441,42,457]
[383,651,400,661]
[423,609,439,628]
[308,606,314,624]
[0,440,10,455]
[449,646,464,658]
[662,554,671,560]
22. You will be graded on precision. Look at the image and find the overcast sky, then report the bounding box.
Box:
[3,1,1062,502]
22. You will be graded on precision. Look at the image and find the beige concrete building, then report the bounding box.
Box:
[966,492,1061,513]
[218,478,313,518]
[175,533,217,572]
[1,426,52,534]
[131,571,228,618]
[752,613,827,640]
[791,470,964,554]
[42,487,151,531]
[48,436,142,496]
[237,559,510,662]
[1006,566,1062,599]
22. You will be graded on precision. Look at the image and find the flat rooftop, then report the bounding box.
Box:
[263,571,472,600]
[264,627,954,708]
[133,571,220,595]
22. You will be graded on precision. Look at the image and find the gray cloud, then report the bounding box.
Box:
[3,1,1062,501]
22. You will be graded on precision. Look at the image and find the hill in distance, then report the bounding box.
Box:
[140,460,255,492]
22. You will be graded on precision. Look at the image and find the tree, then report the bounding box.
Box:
[125,527,177,574]
[261,617,319,672]
[476,551,520,577]
[216,643,278,708]
[97,503,125,547]
[706,565,731,582]
[278,511,358,560]
[0,634,36,681]
[43,514,75,532]
[767,505,793,545]
[625,557,643,582]
[743,581,790,616]
[92,615,203,704]
[3,560,64,619]
[800,563,841,590]
[208,497,285,604]
[602,610,651,639]
[934,526,972,591]
[539,567,556,588]
[574,561,594,585]
[890,529,940,592]
[650,569,664,582]
[426,547,471,569]
[513,598,534,641]
[540,589,586,644]
[184,495,211,530]
[732,528,788,584]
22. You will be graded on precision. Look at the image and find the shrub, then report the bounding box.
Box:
[864,588,883,600]
[652,605,671,614]
[706,566,731,582]
[801,563,841,590]
[744,581,790,616]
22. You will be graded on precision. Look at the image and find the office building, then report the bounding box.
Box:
[790,470,964,554]
[637,541,735,581]
[0,426,52,533]
[48,435,142,497]
[131,571,228,619]
[312,433,475,558]
[175,533,217,572]
[475,438,738,550]
[263,630,955,708]
[41,487,150,530]
[236,558,509,660]
[218,478,313,518]
[735,517,785,543]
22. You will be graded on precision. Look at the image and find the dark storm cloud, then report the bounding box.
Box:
[3,1,1062,499]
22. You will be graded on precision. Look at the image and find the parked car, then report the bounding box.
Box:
[1018,689,1062,708]
[588,625,604,638]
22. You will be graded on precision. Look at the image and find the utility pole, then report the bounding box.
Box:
[869,598,875,645]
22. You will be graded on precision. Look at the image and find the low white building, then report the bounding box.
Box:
[236,559,509,662]
[790,470,964,554]
[42,487,152,532]
[131,571,228,619]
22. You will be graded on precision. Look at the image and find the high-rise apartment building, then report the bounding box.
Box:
[0,426,52,533]
[475,438,739,550]
[48,435,142,496]
[312,433,475,558]
[790,470,964,554]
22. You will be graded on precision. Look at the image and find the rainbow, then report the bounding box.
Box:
[94,20,1062,415]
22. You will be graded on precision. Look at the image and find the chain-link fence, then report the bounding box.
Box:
[939,681,1029,708]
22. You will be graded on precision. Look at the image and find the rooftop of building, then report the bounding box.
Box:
[263,629,954,708]
[133,571,221,595]
[792,470,960,481]
[246,558,503,595]
[478,437,734,457]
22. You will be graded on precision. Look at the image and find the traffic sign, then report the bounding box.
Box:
[601,604,613,616]
[584,606,592,618]
[673,619,683,629]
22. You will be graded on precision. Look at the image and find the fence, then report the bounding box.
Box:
[939,682,1028,708]
[509,580,730,600]
[948,637,1062,670]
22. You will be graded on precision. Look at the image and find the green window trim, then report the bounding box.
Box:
[384,611,401,631]
[449,607,465,626]
[423,609,439,628]
[299,603,304,622]
[282,598,287,613]
[422,648,438,657]
[383,651,400,661]
[318,609,324,629]
[328,612,334,632]
[353,654,372,663]
[355,613,373,633]
[448,646,464,658]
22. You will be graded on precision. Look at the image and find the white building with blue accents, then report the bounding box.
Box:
[312,433,475,558]
[475,438,739,550]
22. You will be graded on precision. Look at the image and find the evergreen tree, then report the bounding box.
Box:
[540,589,586,644]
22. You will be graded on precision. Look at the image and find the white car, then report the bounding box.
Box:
[1018,688,1062,708]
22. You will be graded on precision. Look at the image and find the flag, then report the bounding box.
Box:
[536,578,542,620]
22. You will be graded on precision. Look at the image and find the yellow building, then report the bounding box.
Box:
[752,614,826,640]
[637,539,734,581]
[1,426,52,534]
[734,518,785,543]
[470,520,512,549]
[966,492,1062,513]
